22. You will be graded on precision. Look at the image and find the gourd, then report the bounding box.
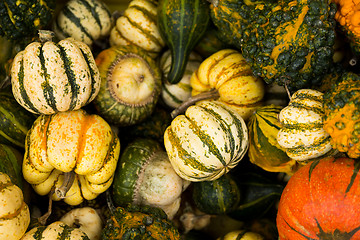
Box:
[247,105,296,174]
[209,0,338,91]
[22,109,120,206]
[112,138,189,219]
[277,156,360,239]
[109,0,165,57]
[157,0,210,84]
[323,71,360,158]
[93,44,162,126]
[0,172,30,240]
[216,230,264,240]
[0,143,24,189]
[0,0,56,42]
[11,31,101,115]
[22,221,90,239]
[160,50,202,109]
[101,204,181,239]
[164,100,249,182]
[190,49,265,121]
[277,89,334,162]
[53,0,113,46]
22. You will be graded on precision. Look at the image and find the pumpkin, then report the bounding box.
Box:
[157,0,210,84]
[323,71,360,158]
[277,89,335,162]
[190,49,265,121]
[109,0,165,57]
[0,172,30,240]
[112,138,189,219]
[216,230,264,240]
[277,156,360,239]
[22,221,90,239]
[22,109,120,206]
[164,100,249,182]
[247,105,297,174]
[101,204,181,239]
[11,31,101,115]
[93,44,162,126]
[160,50,202,109]
[53,0,113,46]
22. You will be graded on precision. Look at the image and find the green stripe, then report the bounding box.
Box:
[346,160,360,194]
[286,136,330,155]
[79,48,97,105]
[0,144,22,188]
[162,85,183,104]
[308,159,321,182]
[289,101,323,115]
[280,122,323,130]
[77,0,102,29]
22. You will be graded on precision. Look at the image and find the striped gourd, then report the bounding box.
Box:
[157,0,210,84]
[277,89,334,162]
[0,90,35,149]
[22,109,120,206]
[247,105,296,174]
[164,100,249,182]
[160,50,202,109]
[190,49,265,121]
[22,221,90,240]
[53,0,113,46]
[10,33,101,115]
[109,0,165,57]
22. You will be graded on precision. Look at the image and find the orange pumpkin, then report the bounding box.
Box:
[277,156,360,239]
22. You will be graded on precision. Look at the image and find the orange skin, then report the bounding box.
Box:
[277,157,360,239]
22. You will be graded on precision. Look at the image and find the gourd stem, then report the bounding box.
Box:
[171,89,220,118]
[38,189,54,225]
[38,30,55,43]
[106,190,117,215]
[55,171,75,199]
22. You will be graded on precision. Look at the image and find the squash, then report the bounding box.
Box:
[323,71,360,158]
[109,0,165,57]
[157,0,210,84]
[277,156,360,239]
[192,173,241,215]
[277,89,335,162]
[93,44,162,126]
[190,49,265,121]
[0,143,24,189]
[101,204,181,239]
[112,138,189,219]
[0,0,56,42]
[216,230,264,240]
[160,50,202,109]
[22,109,120,206]
[247,105,297,174]
[0,172,30,240]
[0,88,36,149]
[11,31,101,115]
[53,0,113,46]
[22,221,90,239]
[164,100,249,182]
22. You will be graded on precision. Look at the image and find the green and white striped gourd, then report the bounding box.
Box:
[164,100,249,182]
[277,89,334,162]
[53,0,113,46]
[160,50,202,109]
[10,32,101,115]
[109,0,165,57]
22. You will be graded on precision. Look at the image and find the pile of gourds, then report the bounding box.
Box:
[0,0,360,239]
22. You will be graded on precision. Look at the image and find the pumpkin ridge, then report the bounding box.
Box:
[345,160,360,194]
[215,61,253,89]
[288,102,323,115]
[285,135,331,154]
[206,50,238,85]
[283,217,315,240]
[130,4,157,24]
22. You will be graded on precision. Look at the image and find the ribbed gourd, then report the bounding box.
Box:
[53,0,113,46]
[277,89,334,162]
[11,31,101,115]
[164,100,249,182]
[22,109,120,206]
[323,72,360,158]
[109,0,165,57]
[209,0,337,91]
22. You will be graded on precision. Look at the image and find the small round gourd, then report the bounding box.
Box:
[164,100,249,182]
[11,32,101,115]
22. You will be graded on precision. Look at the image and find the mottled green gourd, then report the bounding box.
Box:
[209,0,337,91]
[157,0,210,84]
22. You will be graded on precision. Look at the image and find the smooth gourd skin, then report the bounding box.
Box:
[209,0,337,92]
[277,157,360,239]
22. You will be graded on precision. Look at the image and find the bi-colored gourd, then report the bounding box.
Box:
[11,31,101,115]
[22,109,120,205]
[277,156,360,239]
[277,89,334,162]
[53,0,113,46]
[190,49,265,121]
[164,100,249,182]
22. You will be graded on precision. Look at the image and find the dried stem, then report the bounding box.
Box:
[38,30,55,43]
[106,190,116,215]
[38,189,54,225]
[55,171,75,199]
